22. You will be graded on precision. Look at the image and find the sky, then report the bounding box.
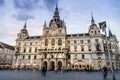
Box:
[0,0,120,46]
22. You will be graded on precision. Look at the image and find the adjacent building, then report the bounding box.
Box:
[0,42,15,69]
[12,5,120,70]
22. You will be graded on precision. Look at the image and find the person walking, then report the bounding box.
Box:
[43,66,47,76]
[55,66,57,73]
[41,66,44,76]
[103,65,108,80]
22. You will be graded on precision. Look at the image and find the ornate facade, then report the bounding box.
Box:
[12,5,120,70]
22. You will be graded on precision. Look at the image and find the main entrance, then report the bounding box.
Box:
[50,61,55,70]
[58,61,62,70]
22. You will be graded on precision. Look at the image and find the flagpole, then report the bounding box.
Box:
[99,21,116,80]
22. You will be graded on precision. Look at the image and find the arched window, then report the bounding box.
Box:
[35,48,37,52]
[45,39,48,46]
[23,48,26,53]
[44,54,47,58]
[51,55,54,58]
[34,55,36,59]
[28,55,31,60]
[51,38,55,46]
[29,48,31,53]
[58,38,62,45]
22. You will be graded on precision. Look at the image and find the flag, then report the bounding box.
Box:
[99,21,106,32]
[109,29,113,38]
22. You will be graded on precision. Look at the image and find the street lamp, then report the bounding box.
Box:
[99,21,116,80]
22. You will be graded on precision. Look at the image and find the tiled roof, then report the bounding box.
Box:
[0,42,15,50]
[0,44,3,49]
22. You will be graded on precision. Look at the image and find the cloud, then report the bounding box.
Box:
[13,0,41,10]
[0,0,4,6]
[13,0,43,21]
[13,12,34,21]
[44,0,57,11]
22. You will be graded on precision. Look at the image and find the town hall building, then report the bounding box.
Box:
[12,5,120,70]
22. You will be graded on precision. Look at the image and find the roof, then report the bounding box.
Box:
[27,36,41,39]
[67,33,90,37]
[0,42,15,50]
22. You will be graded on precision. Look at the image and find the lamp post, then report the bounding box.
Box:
[99,21,116,80]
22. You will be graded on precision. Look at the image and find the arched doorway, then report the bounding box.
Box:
[74,63,78,69]
[82,62,86,69]
[58,61,62,70]
[43,61,47,70]
[98,61,103,69]
[90,62,94,70]
[67,62,71,69]
[50,61,55,70]
[26,62,30,70]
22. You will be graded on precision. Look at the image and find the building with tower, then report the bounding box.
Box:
[12,5,120,70]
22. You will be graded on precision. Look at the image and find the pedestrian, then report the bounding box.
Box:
[41,66,44,76]
[103,65,107,80]
[55,66,57,73]
[43,66,47,76]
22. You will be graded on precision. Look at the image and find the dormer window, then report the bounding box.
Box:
[59,30,62,34]
[95,31,97,34]
[46,30,49,34]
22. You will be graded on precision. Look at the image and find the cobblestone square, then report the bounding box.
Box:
[0,70,120,80]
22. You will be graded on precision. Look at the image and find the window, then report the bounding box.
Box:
[74,40,77,44]
[95,39,99,43]
[74,46,77,51]
[51,38,55,46]
[68,55,70,59]
[95,31,97,34]
[44,54,47,58]
[51,55,54,58]
[58,38,62,45]
[96,44,101,51]
[82,55,85,59]
[98,56,101,59]
[34,55,36,59]
[23,55,25,59]
[80,40,84,43]
[81,46,84,51]
[88,45,91,51]
[29,48,31,53]
[28,55,31,60]
[46,30,49,34]
[45,39,48,46]
[79,65,81,68]
[35,48,37,52]
[59,30,62,34]
[23,48,26,53]
[30,42,32,45]
[87,39,91,43]
[67,40,70,44]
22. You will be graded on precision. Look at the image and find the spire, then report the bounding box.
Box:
[53,2,60,19]
[24,18,27,29]
[91,12,95,25]
[44,21,47,28]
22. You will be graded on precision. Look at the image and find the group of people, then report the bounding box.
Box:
[41,65,108,80]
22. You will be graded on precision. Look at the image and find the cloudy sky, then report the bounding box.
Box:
[0,0,120,46]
